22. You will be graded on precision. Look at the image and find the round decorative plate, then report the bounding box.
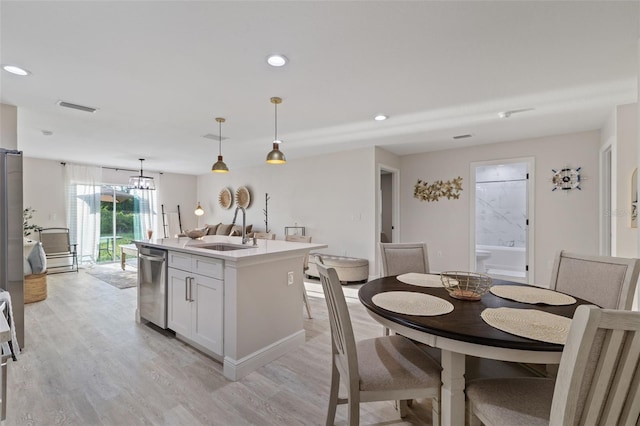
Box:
[219,188,232,209]
[236,186,251,208]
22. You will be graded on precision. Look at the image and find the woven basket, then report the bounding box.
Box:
[441,271,492,301]
[25,272,48,304]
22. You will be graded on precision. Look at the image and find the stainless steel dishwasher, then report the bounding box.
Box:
[138,246,168,328]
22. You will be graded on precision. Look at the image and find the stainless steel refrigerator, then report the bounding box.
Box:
[0,149,23,348]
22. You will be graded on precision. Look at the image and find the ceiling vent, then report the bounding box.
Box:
[202,133,229,141]
[453,134,473,140]
[56,100,97,113]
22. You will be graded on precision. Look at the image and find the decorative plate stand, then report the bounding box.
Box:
[219,188,233,209]
[236,186,251,208]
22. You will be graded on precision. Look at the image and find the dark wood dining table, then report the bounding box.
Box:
[358,275,596,426]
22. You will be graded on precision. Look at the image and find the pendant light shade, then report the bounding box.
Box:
[194,201,204,216]
[129,158,156,190]
[266,97,286,164]
[211,117,229,173]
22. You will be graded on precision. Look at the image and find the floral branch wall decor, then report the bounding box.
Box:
[414,176,463,202]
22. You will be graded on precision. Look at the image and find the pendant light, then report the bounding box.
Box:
[194,201,204,216]
[129,158,156,190]
[266,97,286,164]
[211,117,229,173]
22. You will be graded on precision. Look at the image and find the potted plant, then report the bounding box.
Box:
[23,207,41,237]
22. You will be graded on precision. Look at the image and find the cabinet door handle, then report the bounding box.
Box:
[185,277,189,301]
[189,277,195,302]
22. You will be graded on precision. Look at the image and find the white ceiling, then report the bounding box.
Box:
[1,1,638,176]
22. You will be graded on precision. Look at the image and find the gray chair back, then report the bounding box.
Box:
[379,242,430,277]
[254,232,276,240]
[549,250,640,309]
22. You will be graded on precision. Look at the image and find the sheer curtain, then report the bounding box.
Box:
[65,164,103,266]
[133,187,157,240]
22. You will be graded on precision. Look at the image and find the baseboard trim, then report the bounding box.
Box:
[223,329,305,381]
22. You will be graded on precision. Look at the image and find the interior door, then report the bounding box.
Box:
[471,158,534,284]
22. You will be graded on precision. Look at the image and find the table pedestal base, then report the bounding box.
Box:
[441,349,466,426]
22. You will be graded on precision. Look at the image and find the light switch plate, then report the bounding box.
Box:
[287,271,294,285]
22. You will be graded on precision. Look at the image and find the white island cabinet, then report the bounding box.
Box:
[135,235,327,381]
[167,251,224,356]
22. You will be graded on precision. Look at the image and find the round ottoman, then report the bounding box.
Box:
[24,272,48,303]
[306,254,369,284]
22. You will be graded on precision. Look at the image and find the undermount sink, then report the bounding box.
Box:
[196,243,252,251]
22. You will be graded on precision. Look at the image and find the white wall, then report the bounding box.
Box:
[0,104,17,150]
[197,147,377,275]
[23,158,67,231]
[614,103,638,258]
[400,130,600,286]
[22,157,197,238]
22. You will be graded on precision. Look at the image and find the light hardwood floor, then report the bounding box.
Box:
[9,269,438,425]
[10,270,536,425]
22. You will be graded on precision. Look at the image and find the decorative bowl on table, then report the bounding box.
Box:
[440,271,492,301]
[185,227,208,239]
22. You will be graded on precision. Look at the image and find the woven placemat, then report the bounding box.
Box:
[481,307,572,344]
[490,285,576,306]
[396,273,446,287]
[372,291,454,316]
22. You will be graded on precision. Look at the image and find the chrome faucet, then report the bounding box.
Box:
[232,206,249,244]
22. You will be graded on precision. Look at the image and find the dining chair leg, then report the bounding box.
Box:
[326,363,339,426]
[302,286,312,319]
[348,385,360,426]
[398,399,409,417]
[467,401,481,426]
[432,394,440,426]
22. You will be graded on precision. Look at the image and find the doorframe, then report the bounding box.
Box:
[376,164,400,276]
[599,141,614,256]
[469,157,535,284]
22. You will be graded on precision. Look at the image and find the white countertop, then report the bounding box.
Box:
[134,235,326,261]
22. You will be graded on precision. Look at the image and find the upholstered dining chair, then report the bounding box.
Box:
[316,261,441,426]
[549,250,640,309]
[254,232,276,240]
[379,242,430,277]
[285,234,313,319]
[466,305,640,426]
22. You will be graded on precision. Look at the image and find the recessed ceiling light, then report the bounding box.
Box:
[2,64,31,76]
[266,54,288,67]
[374,115,388,121]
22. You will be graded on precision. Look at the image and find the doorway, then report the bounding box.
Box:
[470,158,534,284]
[98,185,135,263]
[379,166,399,244]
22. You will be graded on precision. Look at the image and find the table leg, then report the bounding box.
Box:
[441,349,466,426]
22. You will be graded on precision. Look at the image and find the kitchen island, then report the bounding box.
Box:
[135,235,326,381]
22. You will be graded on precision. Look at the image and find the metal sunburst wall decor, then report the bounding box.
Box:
[414,176,463,202]
[552,167,582,191]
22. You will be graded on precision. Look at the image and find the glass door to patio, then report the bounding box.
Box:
[99,185,135,263]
